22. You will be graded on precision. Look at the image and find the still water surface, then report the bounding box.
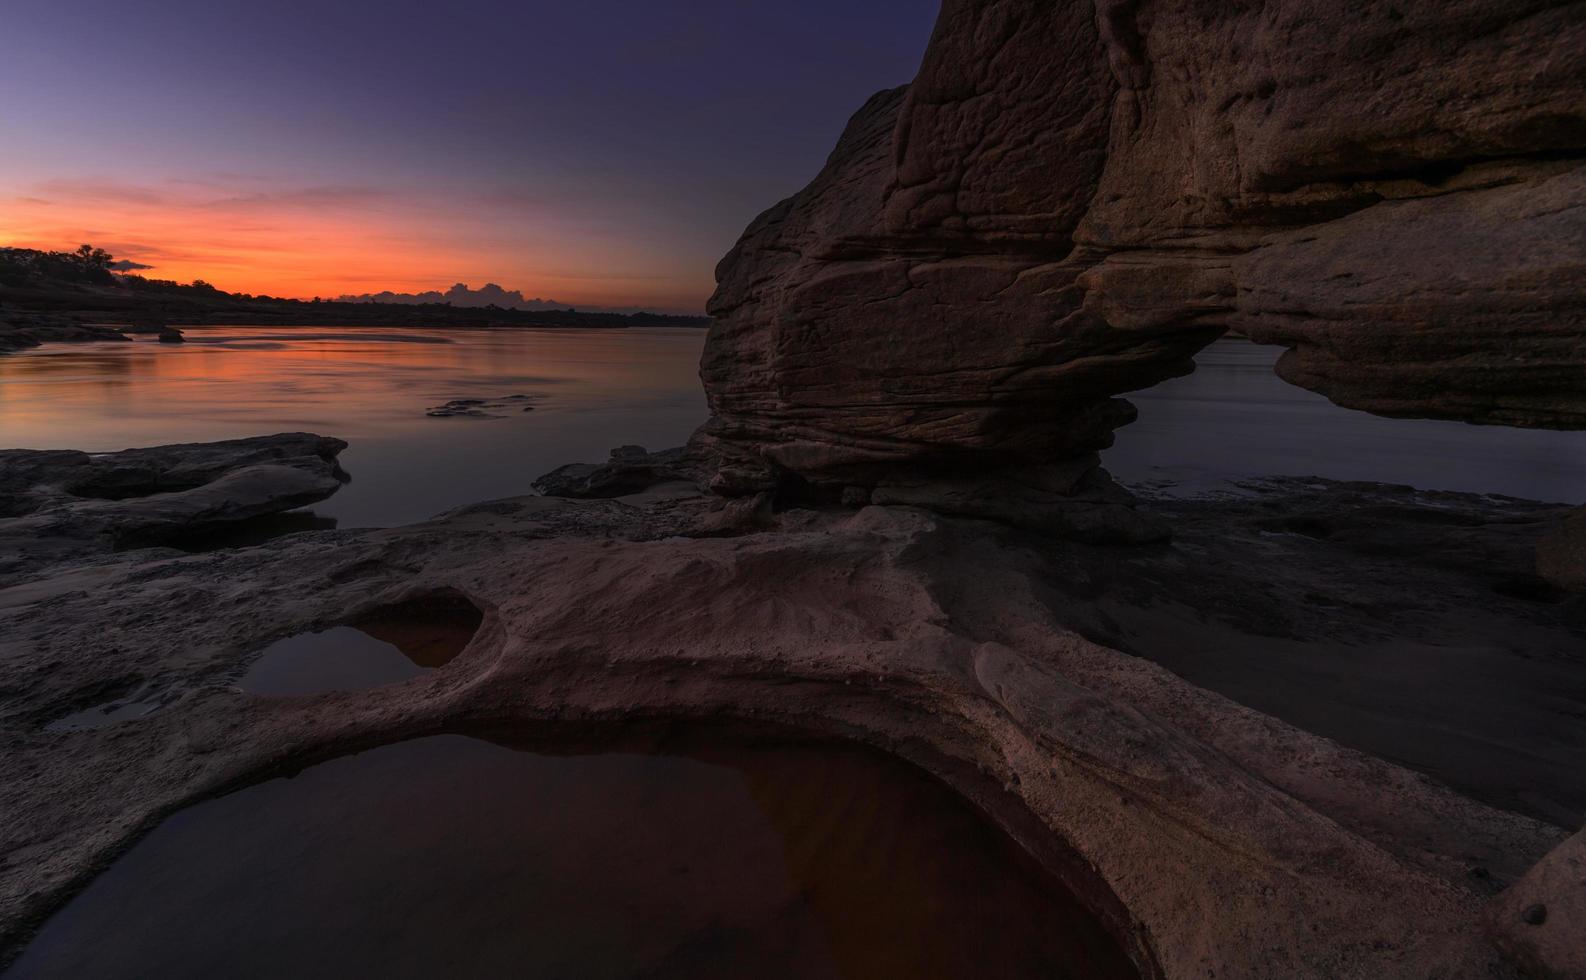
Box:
[1,328,1581,528]
[0,326,708,527]
[1110,342,1586,501]
[8,734,1137,979]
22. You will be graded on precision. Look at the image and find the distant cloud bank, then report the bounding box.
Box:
[336,281,663,315]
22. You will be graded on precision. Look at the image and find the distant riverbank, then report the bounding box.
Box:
[0,245,710,340]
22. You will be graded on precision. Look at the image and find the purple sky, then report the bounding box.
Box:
[0,1,940,310]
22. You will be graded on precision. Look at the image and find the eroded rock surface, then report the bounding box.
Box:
[534,445,709,499]
[1486,826,1586,979]
[698,0,1586,529]
[1,475,1581,978]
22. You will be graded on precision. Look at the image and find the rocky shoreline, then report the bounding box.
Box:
[0,435,1581,977]
[5,1,1585,975]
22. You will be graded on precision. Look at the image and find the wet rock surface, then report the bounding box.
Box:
[697,0,1586,530]
[1,463,1582,978]
[1031,478,1586,828]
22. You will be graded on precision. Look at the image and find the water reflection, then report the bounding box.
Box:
[4,331,1580,532]
[0,327,709,528]
[238,596,483,695]
[9,735,1138,979]
[1108,340,1586,502]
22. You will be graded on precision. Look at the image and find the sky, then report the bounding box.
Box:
[0,1,940,312]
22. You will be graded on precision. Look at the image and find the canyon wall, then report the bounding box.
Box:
[698,0,1586,531]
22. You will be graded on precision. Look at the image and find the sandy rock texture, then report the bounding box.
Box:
[698,0,1586,526]
[3,440,1584,977]
[1487,826,1586,978]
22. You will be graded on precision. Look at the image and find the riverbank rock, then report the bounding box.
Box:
[533,445,710,499]
[1486,826,1586,979]
[1539,506,1586,594]
[425,394,542,418]
[0,434,348,565]
[698,0,1586,531]
[2,468,1581,977]
[0,313,128,353]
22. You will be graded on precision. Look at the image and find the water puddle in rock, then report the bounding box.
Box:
[9,734,1139,979]
[237,596,483,696]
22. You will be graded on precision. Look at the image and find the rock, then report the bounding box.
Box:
[425,395,543,418]
[687,490,775,537]
[156,327,185,344]
[426,399,493,418]
[0,433,348,558]
[1485,827,1586,979]
[1233,166,1586,429]
[869,455,1169,543]
[1539,506,1586,593]
[533,445,708,499]
[0,314,128,353]
[697,0,1586,532]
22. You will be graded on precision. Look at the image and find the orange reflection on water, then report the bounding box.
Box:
[0,326,708,527]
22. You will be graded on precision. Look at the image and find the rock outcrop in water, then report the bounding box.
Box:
[0,434,347,564]
[697,0,1586,529]
[0,314,128,353]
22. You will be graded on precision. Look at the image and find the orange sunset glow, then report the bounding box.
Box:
[0,176,713,309]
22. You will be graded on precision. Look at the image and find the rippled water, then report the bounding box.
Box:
[8,735,1138,980]
[2,330,1581,530]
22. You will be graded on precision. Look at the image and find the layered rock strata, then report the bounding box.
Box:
[698,0,1586,530]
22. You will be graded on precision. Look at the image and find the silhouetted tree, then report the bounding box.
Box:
[74,244,113,271]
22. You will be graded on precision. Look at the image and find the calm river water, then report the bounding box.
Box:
[1,328,1581,528]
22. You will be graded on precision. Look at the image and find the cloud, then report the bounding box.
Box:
[108,259,154,271]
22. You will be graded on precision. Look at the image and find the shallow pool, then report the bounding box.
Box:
[8,734,1138,979]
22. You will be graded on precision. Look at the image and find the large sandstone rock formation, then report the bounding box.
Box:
[698,0,1586,531]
